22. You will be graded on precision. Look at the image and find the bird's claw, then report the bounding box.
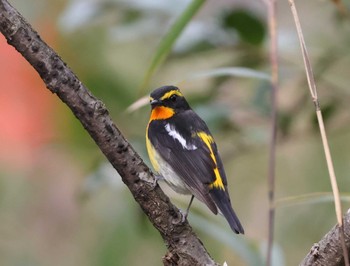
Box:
[150,174,164,189]
[172,209,188,225]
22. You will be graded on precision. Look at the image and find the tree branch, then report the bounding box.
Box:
[301,209,350,266]
[0,1,218,265]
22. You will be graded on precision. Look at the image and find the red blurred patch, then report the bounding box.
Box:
[0,32,57,168]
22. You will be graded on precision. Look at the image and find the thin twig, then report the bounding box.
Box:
[288,1,349,265]
[266,0,278,265]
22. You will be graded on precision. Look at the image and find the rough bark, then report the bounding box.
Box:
[301,209,350,266]
[0,1,218,265]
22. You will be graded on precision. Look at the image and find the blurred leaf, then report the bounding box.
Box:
[140,0,206,93]
[275,192,350,209]
[126,95,149,113]
[178,67,270,83]
[221,9,266,45]
[122,9,143,24]
[194,104,231,132]
[190,213,264,266]
[253,82,271,115]
[278,111,293,138]
[129,67,269,112]
[80,163,124,199]
[58,1,101,32]
[260,242,286,266]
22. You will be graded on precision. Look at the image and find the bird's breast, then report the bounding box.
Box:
[154,152,192,195]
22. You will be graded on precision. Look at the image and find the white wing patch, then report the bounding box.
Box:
[165,123,197,150]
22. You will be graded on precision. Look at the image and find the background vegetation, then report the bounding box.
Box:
[0,0,350,265]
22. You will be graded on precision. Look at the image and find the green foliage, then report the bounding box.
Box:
[2,1,350,266]
[221,9,266,46]
[141,0,206,92]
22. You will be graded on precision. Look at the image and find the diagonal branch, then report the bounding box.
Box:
[0,1,218,265]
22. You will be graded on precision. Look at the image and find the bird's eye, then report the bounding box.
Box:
[169,94,177,102]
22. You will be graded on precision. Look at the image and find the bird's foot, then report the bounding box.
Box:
[172,208,188,225]
[150,174,164,189]
[172,195,193,225]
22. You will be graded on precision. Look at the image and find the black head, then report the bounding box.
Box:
[149,85,190,112]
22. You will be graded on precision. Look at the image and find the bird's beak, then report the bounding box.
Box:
[150,99,161,107]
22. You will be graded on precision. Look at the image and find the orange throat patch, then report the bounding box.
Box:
[150,106,175,121]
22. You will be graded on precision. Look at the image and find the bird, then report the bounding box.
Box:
[146,85,244,234]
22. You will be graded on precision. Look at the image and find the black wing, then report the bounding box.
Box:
[148,110,227,214]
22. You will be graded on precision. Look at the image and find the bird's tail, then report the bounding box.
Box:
[210,189,244,234]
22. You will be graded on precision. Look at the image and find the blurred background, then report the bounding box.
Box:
[1,0,350,265]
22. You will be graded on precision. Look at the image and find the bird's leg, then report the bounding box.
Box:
[173,195,195,225]
[183,195,195,220]
[180,195,194,223]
